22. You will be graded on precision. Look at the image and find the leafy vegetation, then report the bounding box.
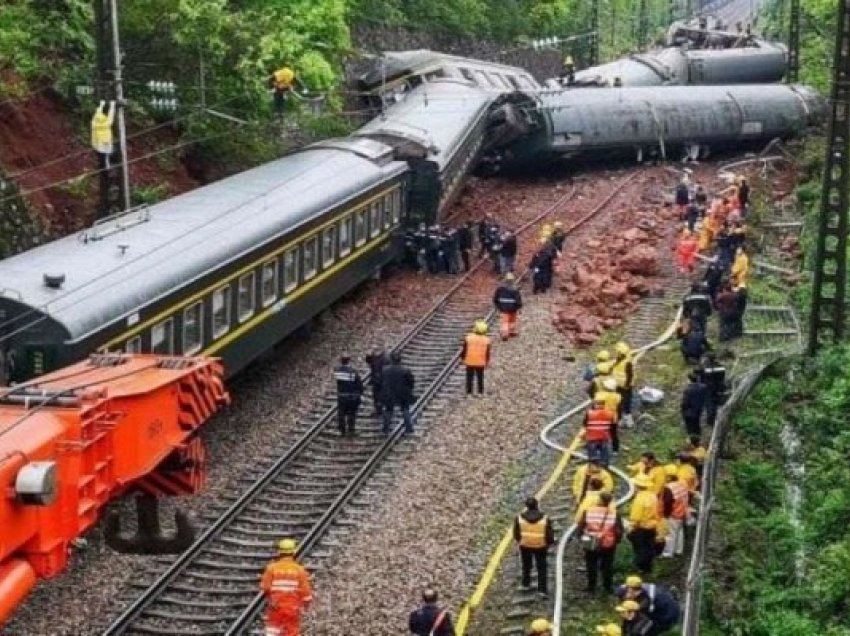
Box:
[701,352,850,636]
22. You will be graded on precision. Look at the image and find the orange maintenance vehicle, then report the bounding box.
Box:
[0,353,229,626]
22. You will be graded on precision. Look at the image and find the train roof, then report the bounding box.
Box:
[354,79,494,170]
[359,49,536,89]
[0,141,407,343]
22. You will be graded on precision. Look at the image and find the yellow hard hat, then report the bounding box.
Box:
[596,350,611,362]
[474,320,489,335]
[278,538,297,555]
[530,618,553,633]
[564,55,574,65]
[632,475,652,489]
[542,223,553,233]
[665,464,680,477]
[596,361,612,375]
[596,624,623,636]
[538,237,549,245]
[554,221,564,228]
[625,575,643,588]
[616,600,641,613]
[614,341,630,356]
[504,272,516,282]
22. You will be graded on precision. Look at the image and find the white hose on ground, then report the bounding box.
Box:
[542,307,683,634]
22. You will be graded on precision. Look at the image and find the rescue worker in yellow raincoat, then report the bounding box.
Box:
[462,319,491,395]
[730,246,750,288]
[270,66,295,116]
[572,457,614,502]
[626,474,659,575]
[260,539,313,636]
[529,617,553,635]
[91,100,116,165]
[612,341,635,430]
[595,623,622,636]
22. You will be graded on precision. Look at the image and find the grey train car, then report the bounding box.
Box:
[357,51,539,223]
[503,84,824,163]
[566,42,787,88]
[0,139,408,381]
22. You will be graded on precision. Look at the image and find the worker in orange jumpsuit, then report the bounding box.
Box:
[260,538,313,636]
[462,319,491,395]
[493,273,523,340]
[675,229,698,274]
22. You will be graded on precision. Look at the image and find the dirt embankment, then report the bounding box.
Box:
[0,82,198,241]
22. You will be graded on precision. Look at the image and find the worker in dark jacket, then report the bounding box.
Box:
[680,328,710,365]
[715,283,738,341]
[334,355,364,436]
[500,230,518,274]
[457,221,474,271]
[703,257,724,304]
[530,239,557,294]
[493,273,523,340]
[380,352,415,435]
[682,283,712,323]
[364,346,389,417]
[477,214,494,257]
[617,576,681,635]
[513,496,555,596]
[698,354,727,426]
[408,588,454,636]
[680,372,707,438]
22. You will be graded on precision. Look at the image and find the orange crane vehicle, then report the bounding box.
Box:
[0,353,229,626]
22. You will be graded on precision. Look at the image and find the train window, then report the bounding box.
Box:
[392,190,402,224]
[474,70,494,88]
[355,209,368,246]
[383,196,393,229]
[238,272,256,322]
[339,216,353,257]
[506,75,520,90]
[369,202,381,238]
[283,248,299,292]
[261,259,278,307]
[304,236,318,280]
[125,336,142,353]
[183,302,203,355]
[459,68,475,84]
[212,285,231,338]
[322,227,336,268]
[152,318,174,354]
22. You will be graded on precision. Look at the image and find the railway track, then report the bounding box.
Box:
[103,173,649,635]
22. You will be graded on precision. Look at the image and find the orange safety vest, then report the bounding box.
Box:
[518,515,548,549]
[584,505,618,549]
[663,480,689,520]
[260,558,313,612]
[464,333,490,368]
[584,407,613,442]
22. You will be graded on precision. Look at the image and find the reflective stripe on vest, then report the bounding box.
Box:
[664,480,689,520]
[518,515,547,549]
[585,408,613,442]
[464,334,489,367]
[585,506,617,549]
[334,371,357,382]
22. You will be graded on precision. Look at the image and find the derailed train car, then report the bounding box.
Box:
[566,42,787,88]
[498,84,825,164]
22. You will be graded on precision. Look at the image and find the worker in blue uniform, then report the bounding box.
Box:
[334,355,363,436]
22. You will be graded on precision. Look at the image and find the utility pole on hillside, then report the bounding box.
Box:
[589,0,600,66]
[637,0,649,49]
[808,0,850,353]
[93,0,130,217]
[787,0,801,83]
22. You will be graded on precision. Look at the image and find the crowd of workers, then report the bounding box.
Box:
[259,171,756,636]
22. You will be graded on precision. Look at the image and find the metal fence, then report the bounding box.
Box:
[680,355,787,634]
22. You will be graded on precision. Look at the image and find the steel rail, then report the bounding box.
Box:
[103,185,583,635]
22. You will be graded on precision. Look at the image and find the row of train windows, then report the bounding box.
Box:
[457,67,535,91]
[123,189,403,355]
